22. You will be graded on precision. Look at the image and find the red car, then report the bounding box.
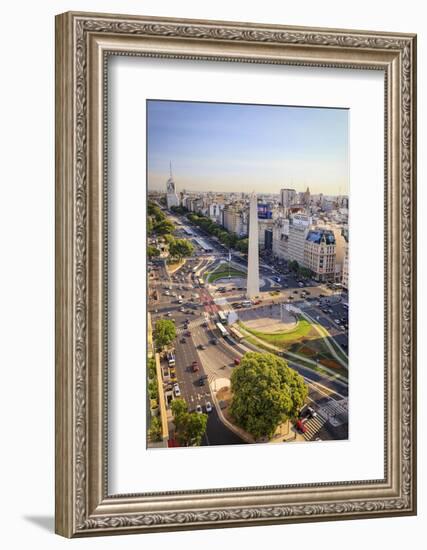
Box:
[234,358,241,366]
[191,361,199,372]
[296,419,307,433]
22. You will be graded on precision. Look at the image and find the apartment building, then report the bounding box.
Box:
[304,228,336,282]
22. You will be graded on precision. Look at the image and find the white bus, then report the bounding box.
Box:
[216,322,228,338]
[218,311,227,325]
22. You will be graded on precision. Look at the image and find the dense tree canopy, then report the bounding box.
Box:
[171,398,208,446]
[147,201,165,222]
[185,211,247,250]
[153,319,176,350]
[153,219,175,236]
[168,238,195,259]
[229,352,308,440]
[147,201,175,236]
[147,245,160,259]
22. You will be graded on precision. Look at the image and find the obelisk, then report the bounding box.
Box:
[246,192,260,298]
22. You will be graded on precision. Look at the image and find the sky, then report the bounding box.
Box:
[147,100,349,196]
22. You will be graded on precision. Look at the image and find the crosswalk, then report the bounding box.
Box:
[302,415,326,441]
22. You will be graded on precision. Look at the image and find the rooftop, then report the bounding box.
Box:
[306,228,336,245]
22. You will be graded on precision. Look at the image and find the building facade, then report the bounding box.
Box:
[288,213,312,266]
[304,228,336,282]
[280,188,296,208]
[222,204,248,237]
[272,217,289,260]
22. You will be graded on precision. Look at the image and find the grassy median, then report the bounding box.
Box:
[206,267,246,283]
[239,318,317,348]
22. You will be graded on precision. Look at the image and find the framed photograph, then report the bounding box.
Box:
[55,11,417,537]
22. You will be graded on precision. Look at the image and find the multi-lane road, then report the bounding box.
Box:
[149,210,349,444]
[150,259,245,446]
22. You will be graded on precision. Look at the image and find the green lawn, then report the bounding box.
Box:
[239,319,317,348]
[207,268,246,283]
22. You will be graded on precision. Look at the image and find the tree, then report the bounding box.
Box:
[171,398,188,424]
[289,260,299,273]
[298,267,312,279]
[171,398,208,446]
[149,416,162,442]
[148,201,165,222]
[236,238,249,254]
[147,217,154,235]
[153,219,175,235]
[169,238,195,259]
[153,319,176,350]
[229,352,308,439]
[147,245,160,259]
[178,413,208,447]
[163,234,175,244]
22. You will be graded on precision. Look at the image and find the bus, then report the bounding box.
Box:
[229,326,244,342]
[218,311,227,325]
[216,322,228,338]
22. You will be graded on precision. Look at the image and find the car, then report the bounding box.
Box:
[316,316,321,321]
[210,338,218,345]
[335,319,341,324]
[191,361,199,372]
[306,406,317,419]
[296,419,307,433]
[166,312,172,317]
[173,385,181,397]
[185,331,191,337]
[201,321,208,328]
[180,337,186,344]
[198,344,206,350]
[195,404,203,414]
[293,290,298,294]
[205,401,213,413]
[234,357,241,366]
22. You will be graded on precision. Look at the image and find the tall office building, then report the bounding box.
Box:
[246,192,260,298]
[288,213,312,265]
[280,188,296,208]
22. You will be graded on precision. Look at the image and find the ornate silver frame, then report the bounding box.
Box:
[55,11,417,537]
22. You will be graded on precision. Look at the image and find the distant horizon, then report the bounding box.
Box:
[148,188,348,199]
[147,100,349,196]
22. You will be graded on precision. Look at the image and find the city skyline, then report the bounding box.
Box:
[147,100,349,196]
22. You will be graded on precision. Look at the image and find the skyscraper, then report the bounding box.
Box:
[246,192,260,298]
[280,188,296,208]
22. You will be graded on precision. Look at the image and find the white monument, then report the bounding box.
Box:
[166,162,179,209]
[246,192,260,298]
